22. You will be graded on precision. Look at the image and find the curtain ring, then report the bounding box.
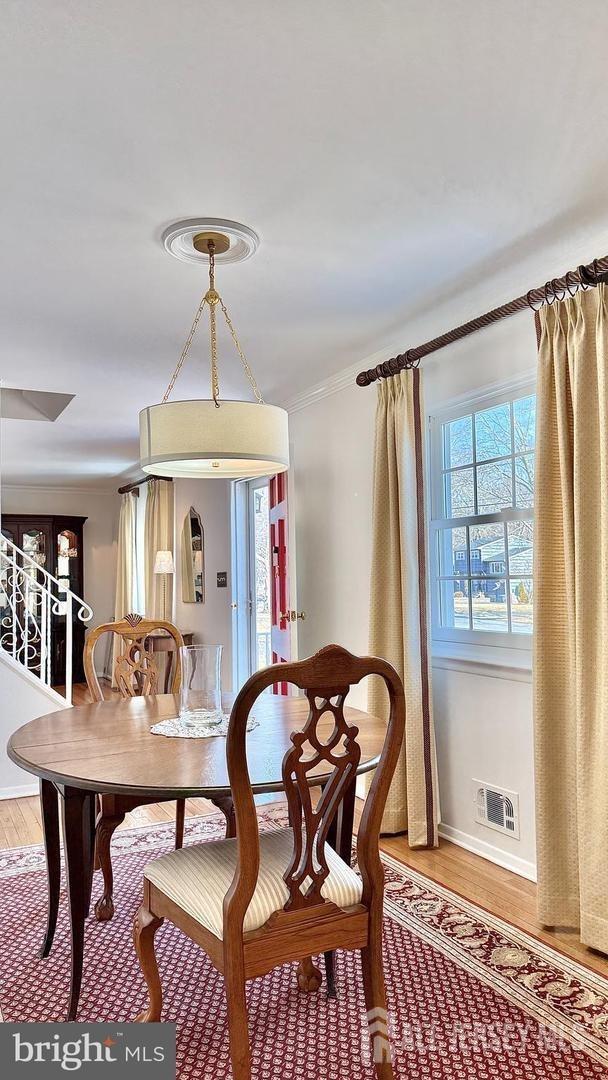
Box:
[545,280,559,306]
[526,288,542,311]
[592,258,608,288]
[551,276,566,303]
[565,270,578,297]
[578,264,594,289]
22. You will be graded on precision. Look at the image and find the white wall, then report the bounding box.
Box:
[289,314,538,877]
[1,484,120,629]
[173,479,233,690]
[0,654,63,795]
[291,383,375,712]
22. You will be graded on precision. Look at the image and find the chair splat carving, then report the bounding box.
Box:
[282,689,361,910]
[114,636,159,698]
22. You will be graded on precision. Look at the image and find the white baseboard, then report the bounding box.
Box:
[0,782,39,800]
[438,822,537,882]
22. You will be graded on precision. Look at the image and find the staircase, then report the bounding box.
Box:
[0,536,93,706]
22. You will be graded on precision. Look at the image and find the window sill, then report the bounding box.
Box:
[431,641,532,683]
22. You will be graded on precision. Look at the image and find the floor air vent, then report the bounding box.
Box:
[473,781,520,839]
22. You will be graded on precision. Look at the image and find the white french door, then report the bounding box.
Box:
[231,473,299,690]
[248,477,272,674]
[231,477,272,686]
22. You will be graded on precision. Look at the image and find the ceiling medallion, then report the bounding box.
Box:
[140,223,288,480]
[161,217,260,266]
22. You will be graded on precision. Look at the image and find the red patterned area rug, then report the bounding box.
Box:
[1,806,608,1079]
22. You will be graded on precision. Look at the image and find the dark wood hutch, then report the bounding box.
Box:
[1,514,87,685]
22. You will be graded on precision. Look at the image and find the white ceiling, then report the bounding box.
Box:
[2,1,608,487]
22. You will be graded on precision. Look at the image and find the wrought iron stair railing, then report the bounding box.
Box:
[0,536,93,705]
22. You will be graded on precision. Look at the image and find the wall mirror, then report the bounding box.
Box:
[181,507,204,603]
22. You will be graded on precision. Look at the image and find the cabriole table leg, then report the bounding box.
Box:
[39,778,60,959]
[60,785,96,1021]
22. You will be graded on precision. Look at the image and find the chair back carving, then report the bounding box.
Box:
[83,614,185,702]
[281,689,361,910]
[224,644,405,934]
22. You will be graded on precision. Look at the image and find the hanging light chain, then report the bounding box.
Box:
[208,242,221,407]
[162,234,264,407]
[161,291,208,404]
[218,297,265,404]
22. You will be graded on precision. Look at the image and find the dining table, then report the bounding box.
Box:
[7,691,386,1021]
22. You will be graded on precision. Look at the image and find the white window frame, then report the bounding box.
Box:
[429,375,536,658]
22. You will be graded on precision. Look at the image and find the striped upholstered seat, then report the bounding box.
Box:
[144,826,362,939]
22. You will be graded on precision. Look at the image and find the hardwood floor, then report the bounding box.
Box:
[54,680,114,706]
[4,682,606,981]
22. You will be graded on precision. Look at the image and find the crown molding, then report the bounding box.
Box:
[1,483,118,496]
[282,342,405,414]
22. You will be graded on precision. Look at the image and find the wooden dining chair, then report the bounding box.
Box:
[133,644,405,1079]
[83,613,186,922]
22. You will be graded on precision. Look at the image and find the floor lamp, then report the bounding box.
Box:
[153,549,175,621]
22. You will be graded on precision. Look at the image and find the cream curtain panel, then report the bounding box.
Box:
[368,369,439,844]
[144,479,175,620]
[535,285,608,951]
[113,492,138,676]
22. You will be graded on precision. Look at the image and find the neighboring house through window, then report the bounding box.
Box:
[429,379,535,653]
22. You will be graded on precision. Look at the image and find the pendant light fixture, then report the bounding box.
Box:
[140,225,289,479]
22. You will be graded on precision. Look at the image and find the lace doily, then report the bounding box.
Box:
[150,713,259,739]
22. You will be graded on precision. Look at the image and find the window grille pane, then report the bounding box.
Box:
[513,395,536,453]
[469,523,506,576]
[439,578,471,630]
[474,402,512,462]
[444,415,473,469]
[515,453,535,508]
[438,526,468,576]
[471,580,508,632]
[444,468,475,517]
[507,521,533,575]
[510,578,533,634]
[476,460,513,514]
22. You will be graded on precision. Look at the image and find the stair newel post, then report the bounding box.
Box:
[65,592,73,705]
[41,582,48,688]
[46,583,52,687]
[11,555,17,662]
[24,573,29,671]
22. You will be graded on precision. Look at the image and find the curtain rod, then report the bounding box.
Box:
[356,254,608,388]
[117,474,172,496]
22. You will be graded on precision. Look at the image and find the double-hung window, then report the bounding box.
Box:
[429,381,536,653]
